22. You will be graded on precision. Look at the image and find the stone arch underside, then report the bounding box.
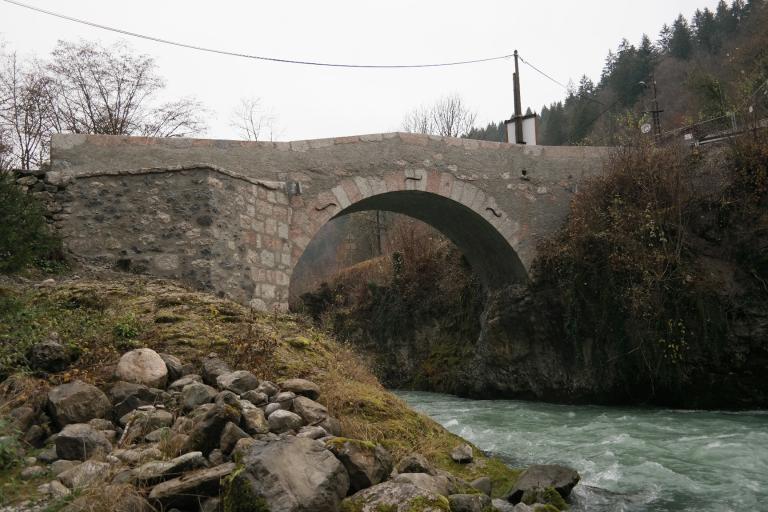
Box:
[290,171,528,300]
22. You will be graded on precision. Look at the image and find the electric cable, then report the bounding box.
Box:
[1,0,514,69]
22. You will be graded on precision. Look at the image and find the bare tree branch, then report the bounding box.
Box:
[230,97,278,141]
[401,93,477,138]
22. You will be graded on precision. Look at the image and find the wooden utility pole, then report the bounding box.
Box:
[513,50,524,144]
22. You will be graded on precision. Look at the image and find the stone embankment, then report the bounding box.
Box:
[2,343,579,512]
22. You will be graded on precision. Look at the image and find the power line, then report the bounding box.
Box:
[518,55,570,90]
[1,0,514,69]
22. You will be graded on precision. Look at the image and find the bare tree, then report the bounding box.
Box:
[230,97,277,141]
[46,40,205,137]
[401,93,477,137]
[0,53,54,169]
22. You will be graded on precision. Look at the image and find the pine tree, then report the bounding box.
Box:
[693,8,719,53]
[658,23,672,53]
[670,14,694,59]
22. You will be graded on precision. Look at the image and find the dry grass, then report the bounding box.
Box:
[0,271,520,503]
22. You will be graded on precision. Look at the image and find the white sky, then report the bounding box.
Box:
[1,0,719,141]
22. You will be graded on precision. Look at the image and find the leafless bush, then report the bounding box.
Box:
[402,93,477,137]
[230,97,278,141]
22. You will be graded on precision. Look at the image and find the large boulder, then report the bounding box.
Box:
[219,422,250,455]
[132,451,208,485]
[47,380,110,428]
[158,353,192,382]
[326,438,393,493]
[115,348,168,388]
[241,405,269,435]
[227,437,349,512]
[216,370,259,394]
[55,423,112,461]
[341,481,450,512]
[280,378,321,400]
[505,464,580,503]
[292,395,329,425]
[149,463,236,509]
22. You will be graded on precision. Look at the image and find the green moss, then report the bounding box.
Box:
[325,437,377,452]
[222,468,270,512]
[521,486,567,511]
[406,495,450,511]
[154,313,185,324]
[287,336,312,349]
[533,505,561,512]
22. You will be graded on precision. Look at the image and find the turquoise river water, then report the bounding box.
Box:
[395,391,768,512]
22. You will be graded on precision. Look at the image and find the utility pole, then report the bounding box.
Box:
[513,50,524,144]
[647,74,663,139]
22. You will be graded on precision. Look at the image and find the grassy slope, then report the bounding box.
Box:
[0,271,519,505]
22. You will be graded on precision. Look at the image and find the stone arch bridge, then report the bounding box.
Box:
[47,133,608,310]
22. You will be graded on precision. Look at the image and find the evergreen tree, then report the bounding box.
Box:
[658,23,672,53]
[670,14,694,59]
[693,8,719,53]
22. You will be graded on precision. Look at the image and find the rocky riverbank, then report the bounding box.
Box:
[0,273,580,511]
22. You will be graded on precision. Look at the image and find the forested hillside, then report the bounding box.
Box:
[467,0,768,146]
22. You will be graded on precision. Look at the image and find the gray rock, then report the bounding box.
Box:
[450,443,473,464]
[201,497,222,512]
[132,451,208,484]
[28,335,72,373]
[292,395,329,425]
[448,493,492,512]
[37,446,58,463]
[168,374,202,390]
[184,404,241,456]
[231,437,257,461]
[342,481,449,512]
[87,418,115,431]
[271,390,296,408]
[491,498,518,512]
[505,464,580,503]
[145,427,171,443]
[231,436,349,512]
[391,473,451,497]
[115,348,168,388]
[208,448,226,465]
[280,378,321,400]
[159,353,192,382]
[50,459,77,476]
[255,380,279,398]
[325,437,393,493]
[38,479,71,499]
[297,425,328,439]
[241,406,269,435]
[240,390,268,406]
[220,422,249,455]
[20,465,46,479]
[8,406,36,432]
[181,382,217,411]
[119,407,174,442]
[148,463,236,509]
[112,446,163,465]
[57,460,110,489]
[47,380,111,428]
[201,355,231,386]
[396,452,437,475]
[268,409,303,434]
[55,423,112,461]
[109,381,169,418]
[216,370,259,394]
[471,476,492,496]
[264,402,282,417]
[214,390,241,409]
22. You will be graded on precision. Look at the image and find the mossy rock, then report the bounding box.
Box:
[287,336,312,349]
[521,486,568,511]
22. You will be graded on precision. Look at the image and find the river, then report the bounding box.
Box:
[395,390,768,512]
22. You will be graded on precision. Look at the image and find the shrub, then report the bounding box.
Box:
[0,170,61,273]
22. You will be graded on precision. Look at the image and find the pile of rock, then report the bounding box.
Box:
[10,168,68,223]
[4,347,579,512]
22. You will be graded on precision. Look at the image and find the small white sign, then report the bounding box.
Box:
[641,123,652,134]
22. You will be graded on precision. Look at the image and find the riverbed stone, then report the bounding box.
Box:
[148,462,236,508]
[241,406,269,435]
[181,382,217,411]
[292,395,329,425]
[201,354,231,386]
[450,443,473,464]
[57,460,110,489]
[28,335,72,373]
[255,380,279,398]
[115,348,168,388]
[471,476,492,496]
[391,473,451,497]
[505,464,580,503]
[184,404,241,456]
[396,452,437,475]
[241,390,268,406]
[449,493,492,512]
[168,374,202,390]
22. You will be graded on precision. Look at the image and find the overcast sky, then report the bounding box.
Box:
[1,0,720,141]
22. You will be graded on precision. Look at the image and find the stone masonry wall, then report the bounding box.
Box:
[48,133,610,311]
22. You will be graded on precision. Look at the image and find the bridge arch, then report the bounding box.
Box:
[289,170,528,298]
